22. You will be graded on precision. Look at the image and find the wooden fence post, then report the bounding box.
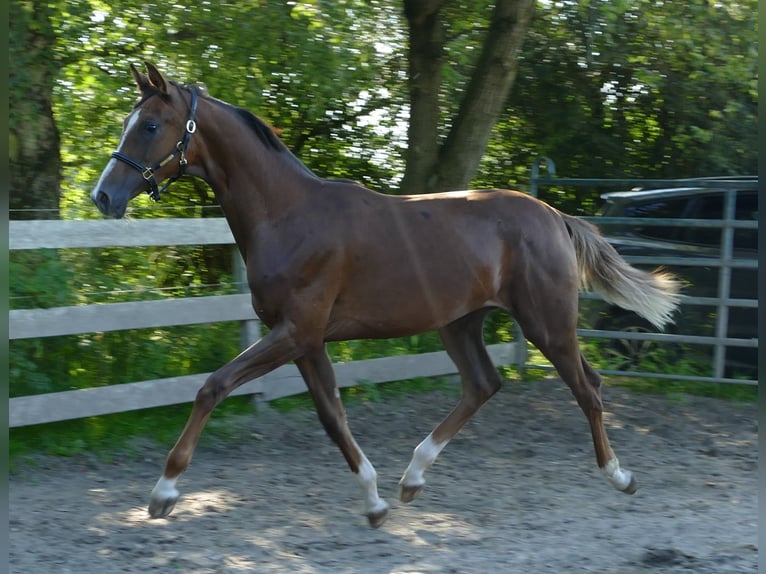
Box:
[233,248,261,349]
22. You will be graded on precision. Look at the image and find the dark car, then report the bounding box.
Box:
[581,178,758,379]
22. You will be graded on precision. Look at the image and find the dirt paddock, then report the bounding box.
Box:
[9,379,757,573]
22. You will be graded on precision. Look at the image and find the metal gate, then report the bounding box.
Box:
[526,157,757,386]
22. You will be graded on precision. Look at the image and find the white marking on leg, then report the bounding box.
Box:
[151,475,180,501]
[602,458,633,491]
[400,433,449,489]
[355,451,389,516]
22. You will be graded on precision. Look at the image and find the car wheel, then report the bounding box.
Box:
[597,315,664,371]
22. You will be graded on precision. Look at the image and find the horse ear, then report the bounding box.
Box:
[130,63,151,93]
[144,61,169,95]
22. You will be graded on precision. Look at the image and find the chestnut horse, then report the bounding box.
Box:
[91,62,679,527]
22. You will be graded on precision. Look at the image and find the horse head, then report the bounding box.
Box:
[91,62,198,218]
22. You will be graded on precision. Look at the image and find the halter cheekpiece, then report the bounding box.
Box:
[111,87,198,201]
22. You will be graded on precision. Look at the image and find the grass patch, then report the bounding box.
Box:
[9,395,258,472]
[519,343,756,403]
[602,375,757,403]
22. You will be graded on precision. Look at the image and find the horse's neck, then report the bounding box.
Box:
[192,102,319,251]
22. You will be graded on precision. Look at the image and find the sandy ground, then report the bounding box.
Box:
[9,378,757,573]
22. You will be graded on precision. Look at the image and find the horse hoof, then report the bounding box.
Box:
[622,474,638,495]
[148,495,178,519]
[367,507,389,528]
[399,483,424,504]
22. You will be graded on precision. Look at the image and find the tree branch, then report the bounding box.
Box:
[434,0,535,192]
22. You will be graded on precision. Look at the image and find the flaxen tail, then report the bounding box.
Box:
[560,212,681,330]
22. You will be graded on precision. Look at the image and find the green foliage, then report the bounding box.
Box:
[9,395,259,471]
[573,336,756,402]
[327,331,445,363]
[476,0,757,211]
[10,250,76,309]
[10,322,241,398]
[606,376,757,403]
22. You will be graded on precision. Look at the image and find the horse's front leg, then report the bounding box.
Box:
[148,324,304,519]
[295,348,390,527]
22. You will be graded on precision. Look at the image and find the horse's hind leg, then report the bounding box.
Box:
[295,347,390,527]
[579,353,637,492]
[515,307,637,494]
[399,309,502,503]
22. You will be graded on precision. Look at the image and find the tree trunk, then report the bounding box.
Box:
[400,0,448,194]
[9,0,62,219]
[400,0,535,194]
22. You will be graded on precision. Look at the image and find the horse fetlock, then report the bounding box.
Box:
[149,476,180,518]
[398,433,447,504]
[148,494,179,519]
[366,499,390,528]
[620,472,638,494]
[602,458,637,494]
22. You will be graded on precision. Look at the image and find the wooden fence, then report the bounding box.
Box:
[11,202,757,428]
[9,218,523,428]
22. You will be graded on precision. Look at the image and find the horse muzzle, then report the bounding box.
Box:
[91,188,129,219]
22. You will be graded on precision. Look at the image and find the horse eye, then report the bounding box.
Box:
[144,121,159,134]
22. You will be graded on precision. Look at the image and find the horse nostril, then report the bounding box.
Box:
[94,190,110,212]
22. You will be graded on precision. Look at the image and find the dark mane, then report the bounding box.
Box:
[234,107,285,151]
[183,83,284,151]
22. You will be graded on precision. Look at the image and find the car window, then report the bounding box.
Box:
[622,197,688,241]
[623,198,687,218]
[681,190,757,250]
[734,191,758,251]
[735,191,758,221]
[683,194,723,246]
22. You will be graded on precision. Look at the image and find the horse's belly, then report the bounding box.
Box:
[325,269,501,340]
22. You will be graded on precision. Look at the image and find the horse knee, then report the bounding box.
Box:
[461,378,500,411]
[587,392,604,413]
[566,376,603,414]
[195,377,225,410]
[480,377,502,402]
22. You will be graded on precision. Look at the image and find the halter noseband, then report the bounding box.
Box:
[111,87,198,201]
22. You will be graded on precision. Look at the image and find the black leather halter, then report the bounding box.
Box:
[110,87,198,201]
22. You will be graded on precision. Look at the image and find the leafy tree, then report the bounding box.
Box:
[476,0,758,212]
[400,0,536,194]
[10,0,412,399]
[9,0,758,401]
[9,0,65,218]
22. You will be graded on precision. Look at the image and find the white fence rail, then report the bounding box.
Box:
[9,218,522,428]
